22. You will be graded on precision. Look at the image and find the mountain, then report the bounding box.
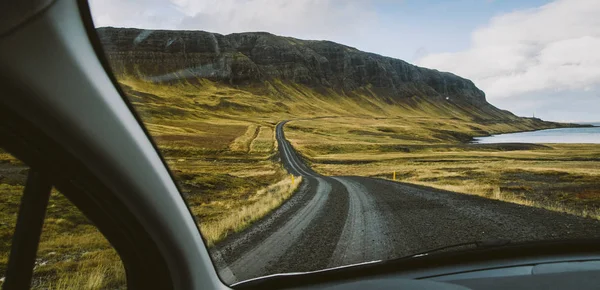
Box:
[95,27,553,125]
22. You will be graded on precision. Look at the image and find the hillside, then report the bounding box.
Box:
[89,27,600,255]
[96,27,556,125]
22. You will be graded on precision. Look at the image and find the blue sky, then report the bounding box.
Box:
[90,0,599,122]
[369,0,553,60]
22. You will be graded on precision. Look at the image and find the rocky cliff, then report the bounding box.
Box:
[96,27,521,120]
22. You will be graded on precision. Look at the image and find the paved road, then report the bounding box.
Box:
[212,121,600,284]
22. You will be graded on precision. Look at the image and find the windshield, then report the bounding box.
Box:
[88,0,600,285]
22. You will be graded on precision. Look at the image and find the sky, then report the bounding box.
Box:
[89,0,600,122]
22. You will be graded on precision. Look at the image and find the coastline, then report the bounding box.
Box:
[466,118,597,143]
[472,122,600,144]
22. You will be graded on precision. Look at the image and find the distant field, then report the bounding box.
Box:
[116,77,309,246]
[140,120,299,246]
[285,118,600,220]
[121,76,596,227]
[250,126,275,153]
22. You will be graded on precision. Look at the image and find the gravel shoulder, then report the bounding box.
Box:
[358,176,600,257]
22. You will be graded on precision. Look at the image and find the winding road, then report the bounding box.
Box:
[212,121,600,284]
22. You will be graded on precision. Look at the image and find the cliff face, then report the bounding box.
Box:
[97,27,491,107]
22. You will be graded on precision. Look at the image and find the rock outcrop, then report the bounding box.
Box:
[97,27,491,107]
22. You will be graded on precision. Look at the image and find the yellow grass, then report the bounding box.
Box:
[116,77,308,251]
[250,126,275,153]
[199,176,302,246]
[0,176,126,289]
[285,116,557,151]
[0,152,21,165]
[43,255,125,290]
[408,181,600,220]
[230,125,259,152]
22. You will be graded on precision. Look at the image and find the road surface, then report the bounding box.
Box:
[211,121,600,284]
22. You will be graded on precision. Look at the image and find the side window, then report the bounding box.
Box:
[0,149,126,289]
[0,150,23,285]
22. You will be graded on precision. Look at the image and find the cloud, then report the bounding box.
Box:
[417,0,600,102]
[88,0,183,29]
[174,0,379,44]
[89,0,379,44]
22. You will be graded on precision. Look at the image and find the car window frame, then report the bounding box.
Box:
[0,84,175,289]
[74,0,235,286]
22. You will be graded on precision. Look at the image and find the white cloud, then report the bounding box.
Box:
[417,0,600,102]
[173,0,378,43]
[88,0,183,29]
[89,0,379,44]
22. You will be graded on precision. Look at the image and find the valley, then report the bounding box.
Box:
[3,26,598,287]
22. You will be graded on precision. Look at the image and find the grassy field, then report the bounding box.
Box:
[1,73,591,288]
[116,76,314,245]
[120,76,574,243]
[284,117,600,220]
[0,152,125,289]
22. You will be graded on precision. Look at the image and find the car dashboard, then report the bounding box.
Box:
[234,242,600,290]
[293,258,600,290]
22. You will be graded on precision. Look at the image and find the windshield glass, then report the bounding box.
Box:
[88,0,600,284]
